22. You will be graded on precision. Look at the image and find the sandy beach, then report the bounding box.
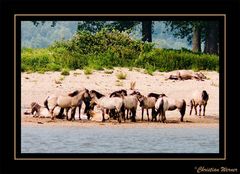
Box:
[21,67,219,128]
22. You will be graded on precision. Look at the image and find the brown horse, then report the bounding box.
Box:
[190,90,209,116]
[45,88,91,120]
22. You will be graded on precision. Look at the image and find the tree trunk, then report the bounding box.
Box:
[192,26,201,52]
[204,22,218,54]
[142,21,152,42]
[204,36,209,53]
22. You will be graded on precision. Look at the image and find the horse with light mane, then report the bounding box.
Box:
[155,94,186,123]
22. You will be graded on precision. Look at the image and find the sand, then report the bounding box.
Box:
[21,68,219,128]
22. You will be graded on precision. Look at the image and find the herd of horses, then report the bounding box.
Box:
[31,87,209,123]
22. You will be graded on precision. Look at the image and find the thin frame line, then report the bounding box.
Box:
[15,14,225,16]
[15,14,226,160]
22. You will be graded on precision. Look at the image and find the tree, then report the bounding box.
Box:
[77,21,109,33]
[165,21,202,53]
[164,21,219,54]
[77,21,154,42]
[142,21,152,42]
[77,21,139,33]
[204,21,219,54]
[192,26,201,52]
[32,20,154,43]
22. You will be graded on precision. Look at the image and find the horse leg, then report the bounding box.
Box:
[78,103,82,120]
[121,106,125,121]
[179,100,186,122]
[71,107,76,120]
[117,110,122,123]
[194,105,198,115]
[131,109,136,122]
[112,109,116,120]
[180,115,184,122]
[198,105,202,116]
[57,108,64,119]
[101,109,105,122]
[159,112,162,122]
[141,107,144,121]
[189,100,193,115]
[151,108,155,121]
[162,111,166,123]
[65,108,70,120]
[178,108,184,122]
[50,105,57,120]
[106,109,109,115]
[203,104,206,116]
[147,109,150,122]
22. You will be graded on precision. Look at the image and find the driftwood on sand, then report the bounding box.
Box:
[168,70,207,81]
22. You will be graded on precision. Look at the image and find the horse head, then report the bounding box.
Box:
[202,90,209,101]
[30,102,41,115]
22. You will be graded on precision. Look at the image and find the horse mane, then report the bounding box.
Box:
[68,90,79,97]
[159,93,167,97]
[44,96,49,111]
[147,93,160,99]
[110,89,127,97]
[120,89,127,96]
[90,90,105,99]
[130,90,141,96]
[202,90,209,101]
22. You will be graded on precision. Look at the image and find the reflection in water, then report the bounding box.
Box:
[21,126,219,153]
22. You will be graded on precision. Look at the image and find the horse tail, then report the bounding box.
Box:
[44,96,50,111]
[158,98,164,115]
[180,99,186,118]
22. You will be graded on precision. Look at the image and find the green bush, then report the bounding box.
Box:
[21,29,219,73]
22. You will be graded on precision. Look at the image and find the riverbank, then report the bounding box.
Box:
[21,67,219,128]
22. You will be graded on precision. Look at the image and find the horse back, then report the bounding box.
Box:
[123,95,138,109]
[57,95,72,108]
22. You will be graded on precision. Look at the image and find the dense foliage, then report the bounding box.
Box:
[21,30,219,74]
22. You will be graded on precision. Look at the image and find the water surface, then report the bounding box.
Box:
[21,126,219,153]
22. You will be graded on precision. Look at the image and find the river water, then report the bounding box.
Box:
[21,125,219,154]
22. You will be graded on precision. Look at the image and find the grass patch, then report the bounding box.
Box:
[37,70,45,74]
[104,70,113,74]
[83,67,93,75]
[73,72,81,76]
[116,71,127,80]
[211,81,219,87]
[115,80,123,86]
[55,76,65,84]
[61,68,70,76]
[128,67,133,71]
